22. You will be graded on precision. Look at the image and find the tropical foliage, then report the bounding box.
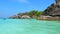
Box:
[27,10,43,17]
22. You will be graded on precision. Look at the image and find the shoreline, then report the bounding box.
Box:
[37,17,60,21]
[0,17,60,21]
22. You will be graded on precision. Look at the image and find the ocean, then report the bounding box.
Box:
[0,19,60,34]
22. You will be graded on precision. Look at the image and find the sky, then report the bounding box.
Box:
[0,0,55,18]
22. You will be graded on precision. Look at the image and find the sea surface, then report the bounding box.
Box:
[0,19,60,34]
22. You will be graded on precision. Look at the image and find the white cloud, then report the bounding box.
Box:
[11,0,30,3]
[19,0,29,3]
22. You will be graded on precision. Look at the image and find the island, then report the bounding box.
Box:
[9,0,60,20]
[9,10,43,19]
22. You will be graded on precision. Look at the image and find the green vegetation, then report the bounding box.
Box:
[27,10,43,17]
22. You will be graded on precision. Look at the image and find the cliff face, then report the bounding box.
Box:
[43,0,60,17]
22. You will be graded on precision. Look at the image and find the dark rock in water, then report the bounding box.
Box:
[43,0,60,17]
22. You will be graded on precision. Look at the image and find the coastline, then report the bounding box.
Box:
[37,17,60,21]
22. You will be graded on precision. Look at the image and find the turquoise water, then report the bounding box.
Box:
[0,19,60,34]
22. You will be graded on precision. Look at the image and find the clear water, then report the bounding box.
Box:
[0,19,60,34]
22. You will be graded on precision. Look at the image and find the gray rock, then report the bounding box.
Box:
[43,0,60,17]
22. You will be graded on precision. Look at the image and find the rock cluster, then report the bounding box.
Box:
[43,0,60,17]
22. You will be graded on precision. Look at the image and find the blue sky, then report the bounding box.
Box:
[0,0,55,18]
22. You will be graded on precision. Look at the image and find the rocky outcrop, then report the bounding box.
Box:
[43,0,60,17]
[21,15,31,19]
[10,10,43,19]
[9,13,31,19]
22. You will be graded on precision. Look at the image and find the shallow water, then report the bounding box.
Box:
[0,19,60,34]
